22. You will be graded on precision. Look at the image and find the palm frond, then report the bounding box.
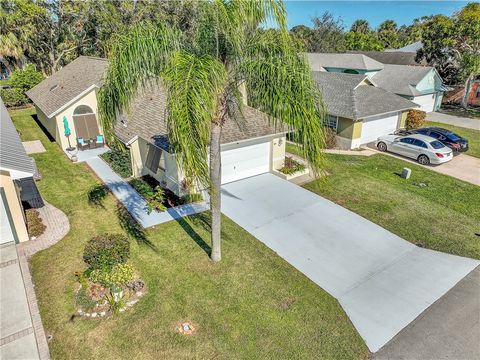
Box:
[98,24,180,144]
[162,51,227,187]
[239,30,326,173]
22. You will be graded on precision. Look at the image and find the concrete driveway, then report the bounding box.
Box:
[427,112,480,130]
[221,173,479,352]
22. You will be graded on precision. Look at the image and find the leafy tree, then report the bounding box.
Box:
[8,64,43,92]
[350,19,370,34]
[309,12,346,52]
[377,20,400,49]
[290,25,314,50]
[99,0,326,262]
[346,19,382,50]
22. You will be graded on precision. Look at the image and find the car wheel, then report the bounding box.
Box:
[417,154,430,165]
[377,142,387,152]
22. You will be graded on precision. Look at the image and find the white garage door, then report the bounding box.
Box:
[360,112,400,145]
[221,142,270,184]
[1,193,16,244]
[413,94,436,112]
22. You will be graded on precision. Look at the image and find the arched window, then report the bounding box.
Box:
[343,69,359,74]
[73,105,94,115]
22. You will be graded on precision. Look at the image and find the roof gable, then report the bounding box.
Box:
[26,56,107,117]
[307,53,384,72]
[371,64,435,96]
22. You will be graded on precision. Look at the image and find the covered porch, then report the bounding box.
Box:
[65,146,110,163]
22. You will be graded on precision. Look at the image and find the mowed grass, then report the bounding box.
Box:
[304,153,480,259]
[425,121,480,158]
[10,108,368,360]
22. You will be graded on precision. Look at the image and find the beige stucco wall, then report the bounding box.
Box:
[271,136,286,169]
[130,137,183,195]
[399,111,408,128]
[54,88,103,151]
[35,105,58,141]
[0,171,29,243]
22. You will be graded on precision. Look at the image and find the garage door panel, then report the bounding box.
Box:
[360,113,399,145]
[221,142,270,184]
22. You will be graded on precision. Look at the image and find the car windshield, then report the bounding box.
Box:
[430,140,444,149]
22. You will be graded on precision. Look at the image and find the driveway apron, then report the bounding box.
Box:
[221,173,479,352]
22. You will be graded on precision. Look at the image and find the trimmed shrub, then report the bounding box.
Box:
[0,88,28,107]
[89,262,134,288]
[83,234,130,271]
[9,64,43,92]
[405,109,426,130]
[25,209,46,237]
[146,186,167,213]
[324,127,337,149]
[129,178,154,199]
[100,149,132,178]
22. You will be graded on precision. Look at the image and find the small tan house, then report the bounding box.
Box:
[0,98,43,244]
[313,72,418,149]
[114,84,287,196]
[26,56,107,153]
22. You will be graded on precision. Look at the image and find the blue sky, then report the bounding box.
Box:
[285,1,469,29]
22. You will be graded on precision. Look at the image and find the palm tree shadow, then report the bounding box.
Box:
[116,203,158,252]
[173,212,212,256]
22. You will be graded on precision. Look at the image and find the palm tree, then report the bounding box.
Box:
[99,0,326,262]
[350,19,370,34]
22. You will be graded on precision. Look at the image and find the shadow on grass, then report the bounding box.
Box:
[116,204,158,252]
[87,184,109,208]
[174,212,212,256]
[31,114,55,142]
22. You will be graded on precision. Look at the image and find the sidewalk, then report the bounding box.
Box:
[427,112,480,130]
[0,243,48,360]
[86,157,208,228]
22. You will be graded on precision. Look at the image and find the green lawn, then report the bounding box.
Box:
[304,154,480,260]
[426,121,480,158]
[10,108,368,359]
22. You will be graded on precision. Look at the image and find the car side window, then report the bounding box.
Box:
[429,132,441,139]
[412,139,427,148]
[400,138,414,144]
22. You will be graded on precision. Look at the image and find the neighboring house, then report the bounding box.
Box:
[372,64,444,112]
[307,53,444,112]
[0,98,43,244]
[313,72,418,149]
[114,83,286,195]
[26,56,107,154]
[307,53,384,77]
[347,50,423,66]
[385,41,423,53]
[443,80,480,107]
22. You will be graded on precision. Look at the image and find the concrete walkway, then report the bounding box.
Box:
[86,157,208,228]
[221,173,479,352]
[374,266,480,360]
[427,112,480,130]
[0,243,48,360]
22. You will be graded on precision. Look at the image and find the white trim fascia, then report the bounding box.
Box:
[125,135,139,147]
[361,106,418,121]
[47,84,99,118]
[220,132,288,149]
[0,167,35,180]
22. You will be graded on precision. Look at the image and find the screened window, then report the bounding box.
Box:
[326,115,338,130]
[145,144,165,173]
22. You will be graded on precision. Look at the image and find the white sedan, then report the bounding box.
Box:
[376,133,453,165]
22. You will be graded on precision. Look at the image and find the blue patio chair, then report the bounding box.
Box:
[95,135,105,148]
[77,137,88,150]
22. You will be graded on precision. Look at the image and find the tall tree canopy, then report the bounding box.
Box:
[99,0,326,262]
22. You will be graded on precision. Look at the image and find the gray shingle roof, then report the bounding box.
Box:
[306,53,384,71]
[312,72,418,120]
[346,50,423,66]
[371,64,434,96]
[385,41,423,53]
[0,98,36,176]
[114,83,285,151]
[26,56,107,117]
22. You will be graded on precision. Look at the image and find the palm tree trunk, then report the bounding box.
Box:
[209,120,222,262]
[461,75,472,109]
